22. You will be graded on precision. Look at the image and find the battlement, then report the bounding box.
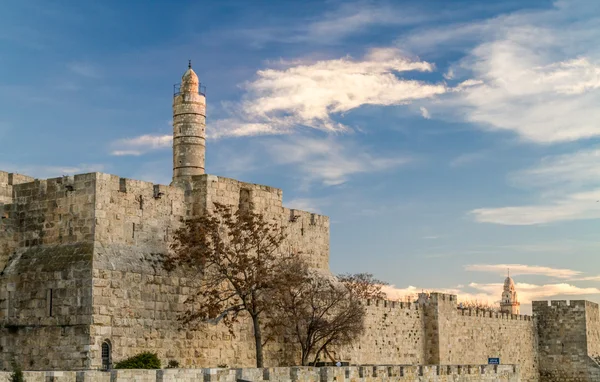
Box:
[532,299,591,312]
[364,298,419,311]
[0,171,35,205]
[457,309,532,321]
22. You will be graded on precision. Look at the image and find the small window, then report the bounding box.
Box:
[101,340,112,370]
[47,289,53,316]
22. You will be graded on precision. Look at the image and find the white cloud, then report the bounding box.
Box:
[471,148,600,225]
[465,264,581,279]
[422,1,600,144]
[264,136,410,186]
[380,282,600,313]
[212,48,447,138]
[224,2,434,47]
[285,198,324,214]
[0,163,105,179]
[419,106,431,119]
[469,282,600,306]
[471,192,600,225]
[110,134,172,156]
[510,148,600,191]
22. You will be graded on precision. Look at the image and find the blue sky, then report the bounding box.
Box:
[2,0,600,313]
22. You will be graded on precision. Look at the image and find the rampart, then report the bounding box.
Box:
[533,300,600,381]
[336,300,425,365]
[418,293,538,382]
[0,172,329,370]
[0,365,520,382]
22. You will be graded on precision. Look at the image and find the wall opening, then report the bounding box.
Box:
[101,340,112,370]
[47,289,53,316]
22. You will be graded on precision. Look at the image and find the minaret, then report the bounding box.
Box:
[172,61,206,186]
[500,272,520,314]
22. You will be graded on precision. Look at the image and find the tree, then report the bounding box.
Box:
[272,260,367,366]
[458,300,500,313]
[337,273,388,300]
[165,202,288,368]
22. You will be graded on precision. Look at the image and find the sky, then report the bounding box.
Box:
[1,0,600,314]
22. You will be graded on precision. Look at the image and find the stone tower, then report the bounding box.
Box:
[500,274,520,314]
[172,62,206,186]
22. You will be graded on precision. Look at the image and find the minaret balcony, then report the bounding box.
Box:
[173,83,206,97]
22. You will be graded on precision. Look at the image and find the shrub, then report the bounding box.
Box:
[10,362,24,382]
[114,352,161,369]
[167,360,180,368]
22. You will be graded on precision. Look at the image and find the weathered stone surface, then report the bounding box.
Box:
[0,365,519,382]
[533,300,600,381]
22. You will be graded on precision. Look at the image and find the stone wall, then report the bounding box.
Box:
[88,173,302,369]
[533,300,600,382]
[419,293,538,382]
[0,365,520,382]
[0,171,34,205]
[0,174,97,370]
[0,171,36,270]
[188,175,330,269]
[336,300,425,365]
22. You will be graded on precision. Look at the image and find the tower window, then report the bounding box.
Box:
[101,340,112,370]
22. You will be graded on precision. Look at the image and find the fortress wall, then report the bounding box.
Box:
[190,174,330,270]
[92,174,186,246]
[0,174,97,370]
[86,174,325,368]
[0,171,35,205]
[420,293,538,382]
[89,174,278,369]
[0,365,520,382]
[585,301,600,359]
[336,300,425,366]
[0,172,36,269]
[533,300,600,381]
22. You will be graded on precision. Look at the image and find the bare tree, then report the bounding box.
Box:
[165,202,288,368]
[337,273,388,300]
[458,300,500,313]
[272,260,367,366]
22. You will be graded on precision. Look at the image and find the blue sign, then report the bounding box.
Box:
[488,358,500,365]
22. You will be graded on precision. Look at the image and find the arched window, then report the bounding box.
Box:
[101,340,112,370]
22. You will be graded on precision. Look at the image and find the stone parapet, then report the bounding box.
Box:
[0,365,519,382]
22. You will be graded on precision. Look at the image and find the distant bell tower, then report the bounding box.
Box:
[172,61,206,186]
[500,272,520,314]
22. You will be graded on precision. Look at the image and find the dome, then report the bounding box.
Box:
[503,276,515,291]
[182,68,199,84]
[180,66,199,93]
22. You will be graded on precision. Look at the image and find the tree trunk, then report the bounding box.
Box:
[251,314,264,367]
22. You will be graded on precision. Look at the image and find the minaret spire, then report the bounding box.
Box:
[171,62,206,186]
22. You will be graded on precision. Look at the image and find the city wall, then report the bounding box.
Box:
[0,173,96,370]
[0,365,520,382]
[533,300,600,382]
[0,172,329,370]
[88,173,327,369]
[420,293,538,382]
[336,300,425,365]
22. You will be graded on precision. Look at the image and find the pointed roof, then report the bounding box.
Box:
[180,61,199,93]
